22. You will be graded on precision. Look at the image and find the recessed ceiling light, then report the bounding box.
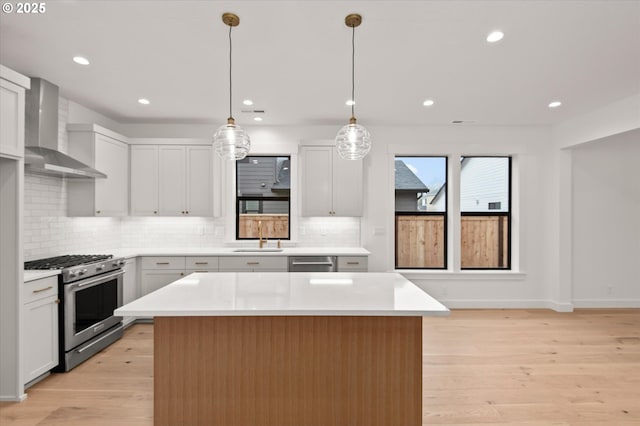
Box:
[423,99,435,107]
[253,117,263,122]
[73,56,90,65]
[486,31,504,43]
[345,99,355,106]
[243,99,253,106]
[548,101,562,108]
[138,98,150,105]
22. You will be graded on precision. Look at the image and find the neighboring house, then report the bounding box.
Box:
[237,156,290,214]
[395,160,429,212]
[430,157,508,211]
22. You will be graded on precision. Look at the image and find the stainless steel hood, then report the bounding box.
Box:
[24,78,107,179]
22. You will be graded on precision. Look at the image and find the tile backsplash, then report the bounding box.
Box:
[24,174,361,259]
[24,173,122,260]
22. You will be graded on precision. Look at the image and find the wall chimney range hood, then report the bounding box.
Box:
[24,78,107,179]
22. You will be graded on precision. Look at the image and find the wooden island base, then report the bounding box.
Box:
[154,316,422,426]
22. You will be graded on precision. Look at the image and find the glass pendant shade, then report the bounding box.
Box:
[213,118,250,160]
[336,120,371,160]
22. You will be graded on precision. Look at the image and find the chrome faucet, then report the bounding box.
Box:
[258,220,267,248]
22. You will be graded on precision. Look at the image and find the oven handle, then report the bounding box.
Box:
[69,270,124,291]
[76,325,122,354]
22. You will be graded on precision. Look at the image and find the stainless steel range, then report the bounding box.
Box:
[24,254,125,371]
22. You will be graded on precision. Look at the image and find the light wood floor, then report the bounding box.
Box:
[1,309,639,425]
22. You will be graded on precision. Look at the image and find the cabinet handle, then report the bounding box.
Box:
[32,286,53,293]
[347,261,360,265]
[194,262,209,265]
[180,272,184,276]
[153,210,158,214]
[156,262,170,265]
[181,211,185,214]
[246,262,260,265]
[96,210,101,214]
[186,211,189,214]
[55,298,60,304]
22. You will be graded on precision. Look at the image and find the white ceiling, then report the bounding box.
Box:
[1,0,639,127]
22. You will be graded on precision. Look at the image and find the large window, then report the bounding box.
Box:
[236,156,290,240]
[395,157,447,269]
[460,156,511,269]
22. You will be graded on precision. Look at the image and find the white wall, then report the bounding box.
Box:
[571,129,640,306]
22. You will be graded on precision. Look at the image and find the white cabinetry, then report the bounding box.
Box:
[130,145,158,216]
[122,258,137,327]
[300,144,363,216]
[22,276,58,385]
[140,257,186,296]
[218,256,288,272]
[337,256,368,272]
[67,124,129,217]
[0,66,28,159]
[130,144,213,216]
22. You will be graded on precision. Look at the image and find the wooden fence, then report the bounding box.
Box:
[396,215,445,268]
[396,215,508,268]
[239,214,289,239]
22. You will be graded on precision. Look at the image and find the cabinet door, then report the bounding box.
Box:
[23,296,58,384]
[337,256,368,272]
[130,145,159,216]
[158,146,186,216]
[94,135,129,216]
[186,146,213,216]
[0,78,25,159]
[140,270,185,296]
[332,149,363,216]
[301,146,333,216]
[123,258,137,305]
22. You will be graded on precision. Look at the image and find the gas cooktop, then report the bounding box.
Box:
[25,254,114,270]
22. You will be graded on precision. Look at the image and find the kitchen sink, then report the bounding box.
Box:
[233,248,284,252]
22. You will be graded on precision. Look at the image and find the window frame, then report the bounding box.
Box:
[394,156,448,270]
[460,156,512,270]
[235,155,291,241]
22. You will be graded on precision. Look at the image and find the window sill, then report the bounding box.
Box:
[397,270,527,281]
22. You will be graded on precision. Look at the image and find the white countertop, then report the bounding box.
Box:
[24,270,60,282]
[115,272,449,317]
[110,247,370,259]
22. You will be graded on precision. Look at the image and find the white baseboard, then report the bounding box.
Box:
[441,299,550,310]
[572,299,640,308]
[0,392,27,402]
[544,300,574,312]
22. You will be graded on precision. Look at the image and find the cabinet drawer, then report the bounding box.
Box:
[337,256,368,272]
[23,276,58,304]
[219,256,287,272]
[141,256,186,270]
[185,256,219,271]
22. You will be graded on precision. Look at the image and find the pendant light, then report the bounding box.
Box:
[213,13,250,160]
[335,13,371,160]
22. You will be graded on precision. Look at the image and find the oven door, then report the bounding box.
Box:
[64,270,123,351]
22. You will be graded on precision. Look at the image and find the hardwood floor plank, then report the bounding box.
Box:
[1,309,639,425]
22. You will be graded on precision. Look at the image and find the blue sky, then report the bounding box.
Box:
[397,157,446,192]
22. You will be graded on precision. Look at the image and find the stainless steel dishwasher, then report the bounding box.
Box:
[288,256,337,272]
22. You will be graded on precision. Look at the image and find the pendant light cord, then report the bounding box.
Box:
[228,24,233,120]
[351,24,355,119]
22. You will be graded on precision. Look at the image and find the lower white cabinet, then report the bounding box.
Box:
[218,256,288,272]
[139,256,219,297]
[141,270,185,296]
[22,276,58,385]
[337,256,369,272]
[122,258,137,327]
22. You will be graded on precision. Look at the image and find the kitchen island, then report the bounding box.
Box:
[115,272,449,426]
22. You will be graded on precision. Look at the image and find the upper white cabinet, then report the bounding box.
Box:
[0,65,30,159]
[300,144,363,216]
[67,124,129,217]
[130,143,213,216]
[130,145,159,216]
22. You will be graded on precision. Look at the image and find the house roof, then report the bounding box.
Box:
[395,160,429,192]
